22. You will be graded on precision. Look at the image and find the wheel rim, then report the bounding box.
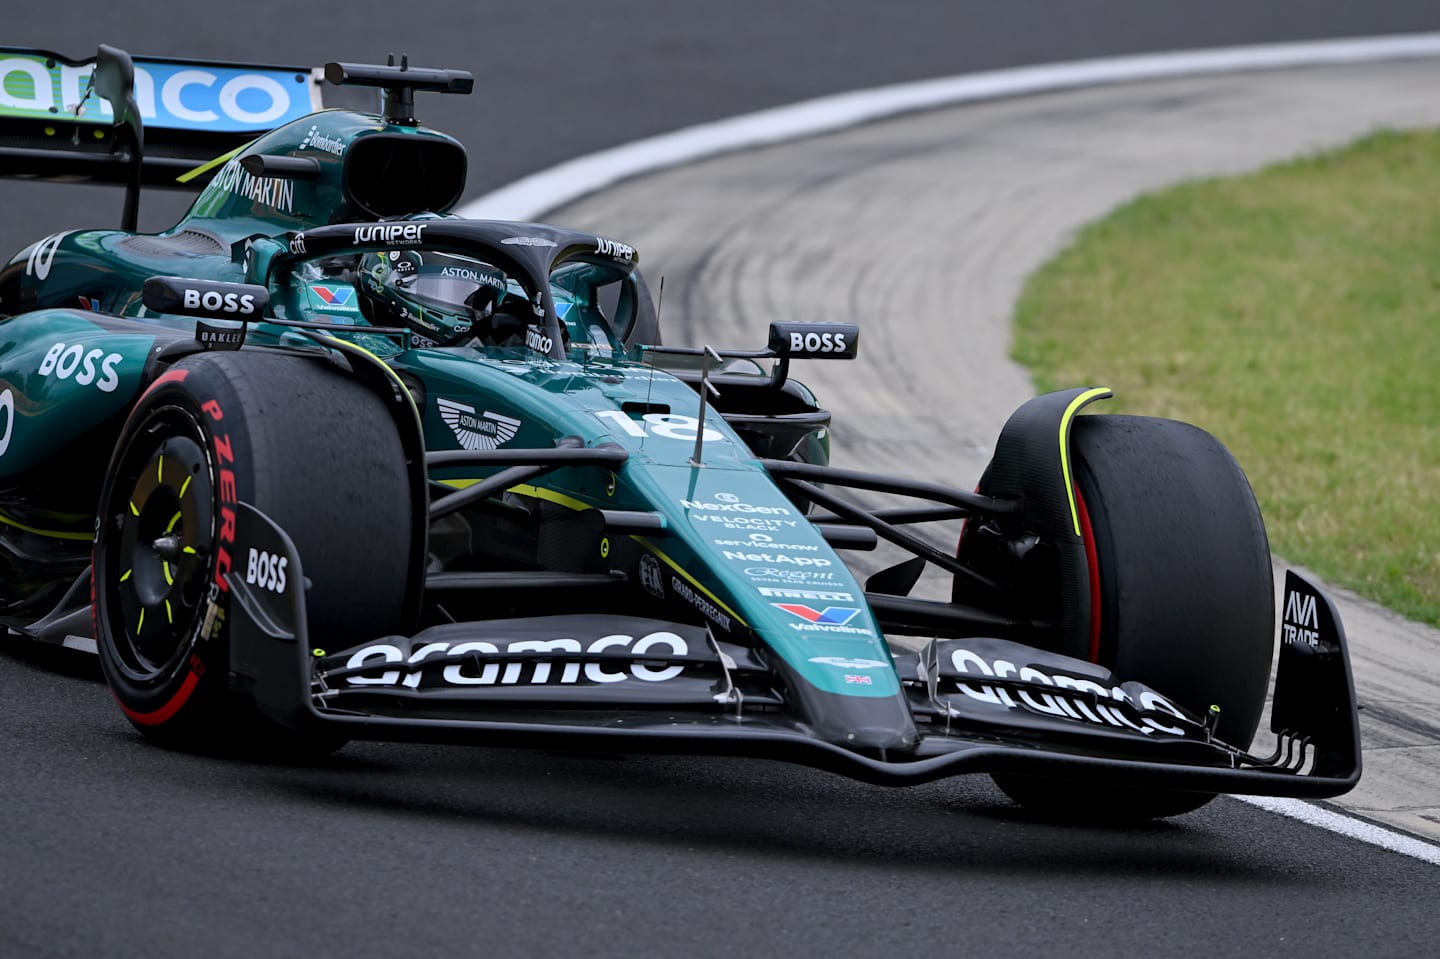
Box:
[102,406,215,683]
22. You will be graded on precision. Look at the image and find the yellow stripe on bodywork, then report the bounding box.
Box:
[175,143,248,184]
[1059,387,1114,536]
[438,479,593,513]
[0,510,94,541]
[442,479,744,627]
[634,537,747,628]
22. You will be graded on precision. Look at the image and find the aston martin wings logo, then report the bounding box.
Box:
[435,398,522,451]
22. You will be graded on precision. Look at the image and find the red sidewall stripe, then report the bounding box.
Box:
[115,668,200,726]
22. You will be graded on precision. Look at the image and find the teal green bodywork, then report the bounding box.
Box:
[0,104,893,711]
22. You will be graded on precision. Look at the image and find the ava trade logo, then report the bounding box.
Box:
[773,604,860,625]
[311,285,357,311]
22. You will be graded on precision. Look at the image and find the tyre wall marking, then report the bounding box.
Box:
[114,667,201,726]
[1057,387,1112,536]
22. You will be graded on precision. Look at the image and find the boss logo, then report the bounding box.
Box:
[769,322,860,359]
[789,330,846,353]
[244,548,288,593]
[37,342,123,393]
[182,289,258,315]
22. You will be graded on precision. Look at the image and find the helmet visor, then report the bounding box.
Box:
[395,260,508,314]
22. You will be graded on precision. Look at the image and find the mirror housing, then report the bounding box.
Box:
[143,276,270,320]
[767,322,859,359]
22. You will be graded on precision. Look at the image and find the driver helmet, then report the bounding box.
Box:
[357,250,513,347]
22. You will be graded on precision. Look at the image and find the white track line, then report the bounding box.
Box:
[460,32,1440,222]
[1236,797,1440,866]
[460,32,1440,864]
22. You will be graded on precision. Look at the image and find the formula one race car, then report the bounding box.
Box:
[0,45,1360,819]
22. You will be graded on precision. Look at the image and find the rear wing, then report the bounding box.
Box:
[0,46,323,195]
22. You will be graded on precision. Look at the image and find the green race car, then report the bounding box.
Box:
[0,45,1360,820]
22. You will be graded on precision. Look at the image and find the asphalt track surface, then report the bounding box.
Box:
[5,4,1440,958]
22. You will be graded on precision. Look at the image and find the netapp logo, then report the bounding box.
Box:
[345,632,689,687]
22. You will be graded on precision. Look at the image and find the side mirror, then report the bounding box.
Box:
[143,276,270,319]
[767,322,859,359]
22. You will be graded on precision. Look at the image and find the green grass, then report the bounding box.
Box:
[1013,128,1440,626]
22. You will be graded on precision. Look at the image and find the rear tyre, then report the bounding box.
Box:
[990,415,1273,820]
[94,351,413,755]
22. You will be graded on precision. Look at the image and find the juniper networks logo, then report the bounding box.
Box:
[436,398,521,451]
[298,124,345,156]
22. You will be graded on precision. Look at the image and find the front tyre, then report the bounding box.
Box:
[991,415,1274,820]
[94,352,413,753]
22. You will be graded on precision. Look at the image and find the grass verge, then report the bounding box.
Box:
[1013,128,1440,626]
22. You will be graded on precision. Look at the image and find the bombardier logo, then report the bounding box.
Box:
[436,398,521,451]
[345,631,690,687]
[298,124,345,156]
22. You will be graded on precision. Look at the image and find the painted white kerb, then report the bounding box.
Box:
[460,32,1440,222]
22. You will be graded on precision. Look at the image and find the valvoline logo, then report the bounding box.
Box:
[773,604,860,625]
[310,285,357,311]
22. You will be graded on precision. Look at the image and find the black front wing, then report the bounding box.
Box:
[226,503,1360,796]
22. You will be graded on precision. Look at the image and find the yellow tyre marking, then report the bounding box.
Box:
[136,609,145,633]
[1058,387,1113,537]
[165,600,173,624]
[162,562,173,586]
[180,476,192,497]
[166,511,182,533]
[157,455,164,484]
[129,501,140,517]
[120,569,133,582]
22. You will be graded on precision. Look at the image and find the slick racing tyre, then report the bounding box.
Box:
[988,415,1274,820]
[94,351,412,754]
